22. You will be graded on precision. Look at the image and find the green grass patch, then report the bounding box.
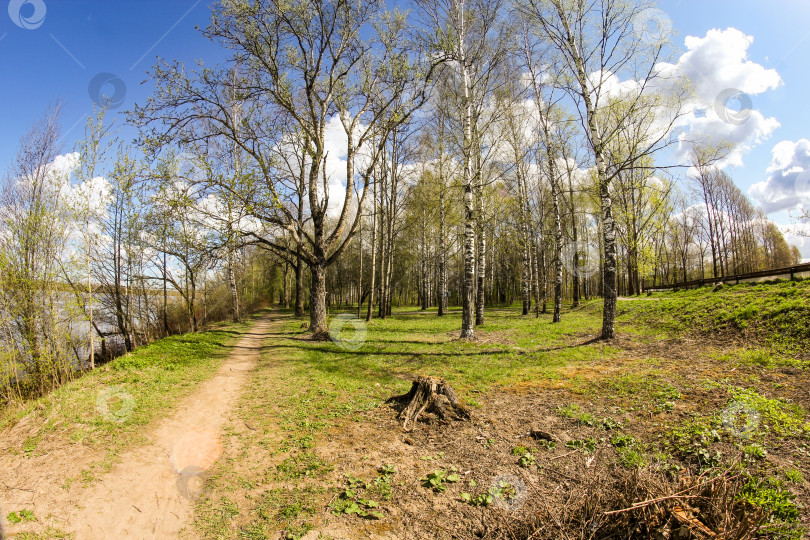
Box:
[622,281,810,353]
[196,292,810,537]
[0,313,257,480]
[727,386,810,438]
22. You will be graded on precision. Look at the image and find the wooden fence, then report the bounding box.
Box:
[644,262,810,291]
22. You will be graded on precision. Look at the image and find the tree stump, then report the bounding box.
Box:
[386,376,470,431]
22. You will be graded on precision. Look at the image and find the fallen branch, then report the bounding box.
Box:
[603,466,743,516]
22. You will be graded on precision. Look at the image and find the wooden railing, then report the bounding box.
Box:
[645,262,810,291]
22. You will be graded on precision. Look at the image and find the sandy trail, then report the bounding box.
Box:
[68,315,271,539]
[7,315,272,539]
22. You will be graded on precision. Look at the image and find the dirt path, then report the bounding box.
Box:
[8,315,271,539]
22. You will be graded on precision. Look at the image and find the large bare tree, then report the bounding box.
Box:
[135,0,427,336]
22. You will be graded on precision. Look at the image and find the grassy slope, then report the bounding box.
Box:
[625,279,810,356]
[195,286,810,539]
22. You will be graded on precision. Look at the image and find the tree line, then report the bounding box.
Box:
[1,0,800,402]
[0,105,280,402]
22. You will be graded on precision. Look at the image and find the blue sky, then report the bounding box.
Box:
[1,0,809,253]
[0,0,221,160]
[663,0,810,246]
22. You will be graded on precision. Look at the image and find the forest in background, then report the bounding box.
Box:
[0,0,804,404]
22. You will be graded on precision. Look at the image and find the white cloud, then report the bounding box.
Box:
[678,28,781,100]
[65,175,112,218]
[749,139,810,213]
[274,115,375,220]
[323,116,349,218]
[659,28,782,166]
[590,70,642,103]
[52,152,81,179]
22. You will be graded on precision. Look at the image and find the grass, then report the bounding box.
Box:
[195,306,627,537]
[197,292,810,538]
[195,291,810,538]
[624,279,810,354]
[0,312,257,485]
[5,282,809,538]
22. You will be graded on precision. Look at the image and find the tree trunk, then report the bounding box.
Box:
[475,159,485,326]
[116,230,133,351]
[283,260,290,308]
[475,228,486,326]
[437,187,447,316]
[384,139,397,318]
[294,246,305,317]
[544,128,563,323]
[539,237,548,314]
[162,245,169,337]
[366,172,378,322]
[357,218,364,318]
[521,223,531,316]
[531,229,541,317]
[309,262,328,338]
[460,53,476,338]
[420,216,428,310]
[600,173,618,339]
[461,184,476,337]
[228,249,240,322]
[552,183,563,323]
[565,166,580,308]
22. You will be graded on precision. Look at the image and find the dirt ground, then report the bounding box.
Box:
[2,314,809,539]
[193,317,810,539]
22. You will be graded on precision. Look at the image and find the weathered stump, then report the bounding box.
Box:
[386,376,470,431]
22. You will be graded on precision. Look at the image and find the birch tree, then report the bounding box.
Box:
[415,0,509,337]
[519,0,686,338]
[0,106,75,396]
